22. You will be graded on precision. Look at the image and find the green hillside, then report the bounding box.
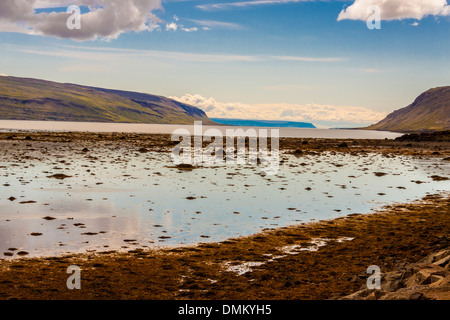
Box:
[367,86,450,132]
[0,76,216,125]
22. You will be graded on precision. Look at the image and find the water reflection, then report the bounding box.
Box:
[0,147,448,258]
[0,120,403,139]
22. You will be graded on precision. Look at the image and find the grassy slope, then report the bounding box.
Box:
[0,76,215,125]
[367,86,450,132]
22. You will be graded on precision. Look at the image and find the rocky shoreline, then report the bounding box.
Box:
[0,131,449,162]
[339,247,450,300]
[0,193,448,300]
[0,131,448,300]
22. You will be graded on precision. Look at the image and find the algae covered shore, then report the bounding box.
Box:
[0,131,449,300]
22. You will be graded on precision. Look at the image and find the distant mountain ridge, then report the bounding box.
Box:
[367,86,450,132]
[0,76,215,125]
[212,118,316,128]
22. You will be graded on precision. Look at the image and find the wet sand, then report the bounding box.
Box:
[0,131,449,300]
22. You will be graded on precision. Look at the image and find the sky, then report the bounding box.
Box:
[0,0,449,128]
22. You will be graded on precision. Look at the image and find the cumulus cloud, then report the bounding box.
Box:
[0,0,162,40]
[181,27,199,32]
[165,17,201,33]
[165,22,178,31]
[170,94,387,124]
[338,0,450,21]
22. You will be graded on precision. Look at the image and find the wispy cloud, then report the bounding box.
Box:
[197,0,315,11]
[58,64,109,73]
[273,55,347,62]
[262,84,319,91]
[11,45,262,63]
[360,68,385,74]
[190,20,243,30]
[9,44,346,64]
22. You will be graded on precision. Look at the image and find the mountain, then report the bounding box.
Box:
[366,86,450,132]
[211,118,316,128]
[0,76,216,125]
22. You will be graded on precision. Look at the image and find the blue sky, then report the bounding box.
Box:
[0,0,449,128]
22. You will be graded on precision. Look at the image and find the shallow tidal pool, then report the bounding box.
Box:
[0,142,449,258]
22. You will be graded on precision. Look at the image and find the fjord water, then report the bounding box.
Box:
[0,120,403,139]
[0,143,448,258]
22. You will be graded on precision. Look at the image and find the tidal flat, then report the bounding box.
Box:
[0,131,448,299]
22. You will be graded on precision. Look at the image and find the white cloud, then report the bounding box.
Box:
[0,0,162,41]
[338,0,450,21]
[181,27,199,32]
[165,22,178,31]
[170,94,387,124]
[165,17,201,33]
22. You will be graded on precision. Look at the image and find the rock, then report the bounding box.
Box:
[405,265,446,287]
[420,249,450,264]
[339,289,372,300]
[433,255,450,268]
[384,271,403,281]
[374,172,388,177]
[430,175,449,181]
[175,163,195,170]
[382,280,403,292]
[379,287,426,300]
[400,267,415,279]
[409,292,427,300]
[47,174,72,180]
[339,247,450,300]
[428,275,445,287]
[30,232,43,236]
[365,290,387,300]
[338,142,348,148]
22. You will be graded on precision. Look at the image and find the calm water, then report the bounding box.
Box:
[0,142,448,259]
[0,120,403,139]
